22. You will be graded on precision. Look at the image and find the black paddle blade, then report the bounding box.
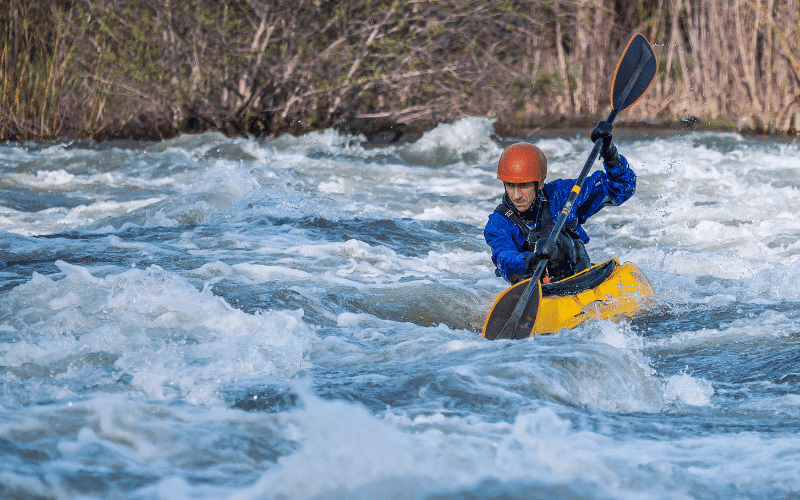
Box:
[482,278,541,340]
[611,33,657,113]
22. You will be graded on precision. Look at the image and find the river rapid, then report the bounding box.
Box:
[1,117,800,499]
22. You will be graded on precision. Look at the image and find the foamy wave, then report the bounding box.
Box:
[0,261,315,406]
[663,371,715,406]
[395,117,502,166]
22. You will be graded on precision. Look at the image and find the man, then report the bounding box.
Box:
[484,122,636,284]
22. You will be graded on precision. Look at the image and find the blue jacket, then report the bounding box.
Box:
[484,156,636,283]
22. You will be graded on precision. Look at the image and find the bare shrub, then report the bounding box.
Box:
[2,0,799,141]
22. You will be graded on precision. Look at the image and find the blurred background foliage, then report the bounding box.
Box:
[2,0,799,141]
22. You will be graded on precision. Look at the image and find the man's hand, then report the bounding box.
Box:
[524,238,562,272]
[592,120,622,165]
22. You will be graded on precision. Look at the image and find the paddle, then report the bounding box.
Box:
[483,33,657,341]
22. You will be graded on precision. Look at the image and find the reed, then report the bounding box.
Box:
[0,0,66,140]
[1,0,798,141]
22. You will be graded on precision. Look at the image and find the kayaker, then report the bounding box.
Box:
[484,121,636,284]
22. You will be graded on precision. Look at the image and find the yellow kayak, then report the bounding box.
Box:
[482,258,655,337]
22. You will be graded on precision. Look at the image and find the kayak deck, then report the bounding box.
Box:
[482,258,655,337]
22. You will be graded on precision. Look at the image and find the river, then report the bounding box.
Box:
[1,117,800,499]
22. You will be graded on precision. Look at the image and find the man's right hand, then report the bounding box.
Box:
[525,238,562,272]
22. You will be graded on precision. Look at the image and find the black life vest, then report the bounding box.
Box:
[495,193,592,283]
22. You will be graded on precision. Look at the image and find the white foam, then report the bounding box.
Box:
[663,371,715,406]
[222,387,799,500]
[0,261,315,405]
[397,117,502,167]
[231,263,312,281]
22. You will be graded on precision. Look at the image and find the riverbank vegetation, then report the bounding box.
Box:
[2,0,799,142]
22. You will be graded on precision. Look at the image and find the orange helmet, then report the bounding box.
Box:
[496,143,547,183]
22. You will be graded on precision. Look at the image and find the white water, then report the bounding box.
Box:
[1,118,800,499]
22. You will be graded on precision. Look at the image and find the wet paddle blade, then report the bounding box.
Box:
[482,278,541,340]
[611,33,657,113]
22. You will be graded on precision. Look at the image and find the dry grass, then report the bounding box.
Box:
[1,0,798,141]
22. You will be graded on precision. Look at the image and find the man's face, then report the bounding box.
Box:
[504,181,539,212]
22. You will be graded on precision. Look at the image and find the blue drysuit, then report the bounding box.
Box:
[484,155,636,283]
